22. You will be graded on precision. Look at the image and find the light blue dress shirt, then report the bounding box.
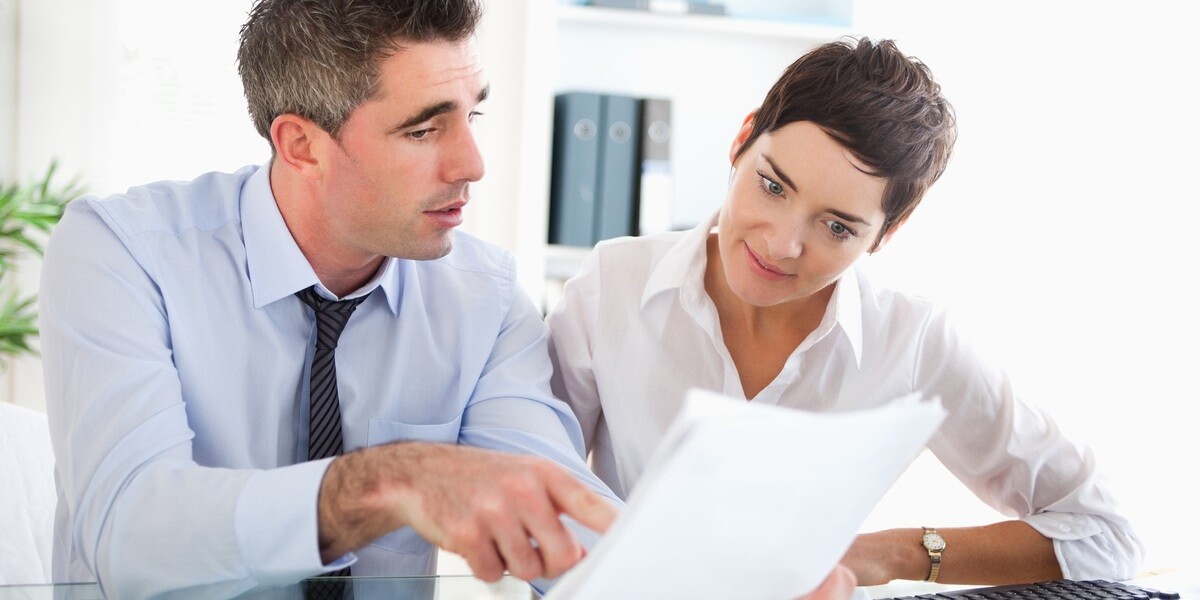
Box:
[39,164,619,598]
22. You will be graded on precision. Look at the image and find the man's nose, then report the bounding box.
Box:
[446,126,485,184]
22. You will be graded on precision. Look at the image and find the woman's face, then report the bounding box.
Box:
[717,120,890,308]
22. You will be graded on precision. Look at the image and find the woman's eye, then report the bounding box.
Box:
[827,221,856,240]
[763,176,783,195]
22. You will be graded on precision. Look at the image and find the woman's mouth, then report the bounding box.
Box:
[743,243,791,281]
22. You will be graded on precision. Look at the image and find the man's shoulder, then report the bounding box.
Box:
[78,165,260,237]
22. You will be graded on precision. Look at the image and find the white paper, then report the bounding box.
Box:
[545,388,946,600]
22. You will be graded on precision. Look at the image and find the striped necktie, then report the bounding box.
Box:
[296,286,367,462]
[296,286,366,585]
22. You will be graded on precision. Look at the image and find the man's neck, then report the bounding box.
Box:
[313,256,386,298]
[268,159,385,298]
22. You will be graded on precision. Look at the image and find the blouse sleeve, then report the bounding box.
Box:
[913,305,1144,580]
[546,246,605,454]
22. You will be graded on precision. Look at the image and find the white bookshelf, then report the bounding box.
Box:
[500,2,852,311]
[556,4,848,40]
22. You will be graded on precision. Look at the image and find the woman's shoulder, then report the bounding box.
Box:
[588,230,691,274]
[593,230,688,256]
[856,270,938,311]
[558,230,696,312]
[853,269,954,334]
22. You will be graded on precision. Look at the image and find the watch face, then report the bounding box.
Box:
[923,532,946,551]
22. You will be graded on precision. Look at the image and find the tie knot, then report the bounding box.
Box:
[296,286,367,314]
[296,286,367,349]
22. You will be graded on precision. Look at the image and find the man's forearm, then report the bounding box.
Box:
[316,441,617,581]
[316,443,414,562]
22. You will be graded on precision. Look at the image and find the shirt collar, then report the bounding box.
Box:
[638,209,864,366]
[831,266,864,367]
[640,211,719,309]
[241,162,402,314]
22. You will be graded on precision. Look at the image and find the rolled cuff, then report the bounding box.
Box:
[234,458,358,585]
[1024,513,1143,580]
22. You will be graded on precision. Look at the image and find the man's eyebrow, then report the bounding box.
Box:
[387,84,491,134]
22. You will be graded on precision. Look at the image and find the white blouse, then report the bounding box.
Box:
[546,212,1143,581]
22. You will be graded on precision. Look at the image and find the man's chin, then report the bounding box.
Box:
[392,238,454,262]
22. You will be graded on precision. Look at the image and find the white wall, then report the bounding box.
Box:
[0,0,15,179]
[472,0,556,305]
[4,0,109,411]
[1,0,19,405]
[848,0,1199,573]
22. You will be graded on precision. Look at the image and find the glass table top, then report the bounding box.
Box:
[0,575,533,599]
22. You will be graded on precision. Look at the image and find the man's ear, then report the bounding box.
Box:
[271,113,329,180]
[729,110,757,165]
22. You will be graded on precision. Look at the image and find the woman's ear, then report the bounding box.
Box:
[729,110,757,164]
[871,213,910,253]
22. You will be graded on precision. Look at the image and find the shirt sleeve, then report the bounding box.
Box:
[39,202,339,598]
[456,253,622,595]
[913,305,1144,580]
[457,255,620,501]
[544,246,604,453]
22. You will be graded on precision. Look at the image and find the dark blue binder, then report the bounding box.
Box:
[548,92,602,247]
[594,94,642,242]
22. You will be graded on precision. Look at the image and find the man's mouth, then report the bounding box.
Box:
[424,201,466,229]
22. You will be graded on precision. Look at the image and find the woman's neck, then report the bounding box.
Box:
[703,234,832,339]
[703,234,834,400]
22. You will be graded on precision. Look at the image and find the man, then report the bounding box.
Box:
[39,1,856,598]
[41,1,616,597]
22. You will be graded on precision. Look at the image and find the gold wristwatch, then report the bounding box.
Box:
[921,527,945,582]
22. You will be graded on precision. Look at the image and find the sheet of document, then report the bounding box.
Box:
[545,387,947,600]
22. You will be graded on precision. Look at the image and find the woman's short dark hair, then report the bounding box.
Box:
[736,36,957,249]
[237,0,483,149]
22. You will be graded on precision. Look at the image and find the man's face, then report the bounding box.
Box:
[318,38,487,262]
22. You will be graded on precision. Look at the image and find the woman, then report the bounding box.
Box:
[546,37,1142,586]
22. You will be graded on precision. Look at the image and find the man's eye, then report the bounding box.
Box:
[410,129,432,140]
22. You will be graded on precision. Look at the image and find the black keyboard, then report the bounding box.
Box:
[880,579,1181,600]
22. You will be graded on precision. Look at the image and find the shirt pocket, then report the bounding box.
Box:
[365,417,462,555]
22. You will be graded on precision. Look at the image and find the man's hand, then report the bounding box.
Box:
[796,564,858,600]
[316,442,618,582]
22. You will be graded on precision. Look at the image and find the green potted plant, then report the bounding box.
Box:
[0,162,81,368]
